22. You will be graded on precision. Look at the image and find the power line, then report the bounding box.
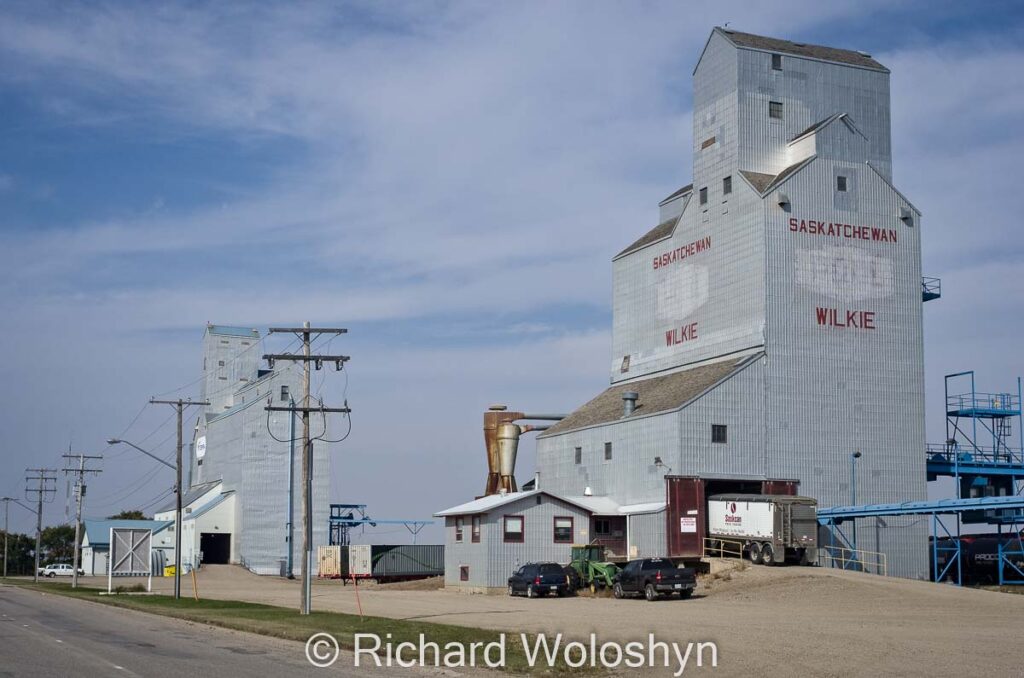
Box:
[62,453,102,588]
[264,323,352,616]
[25,468,57,583]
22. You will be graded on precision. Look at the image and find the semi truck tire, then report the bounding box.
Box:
[749,542,763,565]
[762,544,775,566]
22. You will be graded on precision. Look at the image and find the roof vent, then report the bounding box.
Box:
[791,42,806,47]
[776,192,790,208]
[622,391,639,417]
[584,486,593,496]
[856,50,872,57]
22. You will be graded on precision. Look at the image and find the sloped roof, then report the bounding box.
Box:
[659,183,693,206]
[739,170,775,194]
[740,156,817,197]
[82,519,173,548]
[206,324,259,338]
[435,490,597,517]
[717,28,887,72]
[184,491,234,521]
[616,217,679,259]
[156,480,221,514]
[540,355,760,437]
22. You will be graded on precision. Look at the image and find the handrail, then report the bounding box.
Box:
[702,537,745,560]
[820,544,887,576]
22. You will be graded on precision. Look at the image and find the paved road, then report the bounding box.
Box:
[0,585,413,677]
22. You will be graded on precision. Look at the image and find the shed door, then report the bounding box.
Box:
[666,477,705,558]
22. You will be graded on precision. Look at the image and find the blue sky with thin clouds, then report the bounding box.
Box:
[1,1,1022,538]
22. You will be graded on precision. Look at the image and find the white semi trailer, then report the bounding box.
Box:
[707,494,818,566]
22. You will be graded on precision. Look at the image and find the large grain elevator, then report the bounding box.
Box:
[439,27,930,588]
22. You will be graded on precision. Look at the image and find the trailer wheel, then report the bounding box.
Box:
[613,583,624,599]
[762,544,775,566]
[749,542,763,565]
[644,584,658,601]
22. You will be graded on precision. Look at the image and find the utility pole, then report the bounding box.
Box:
[62,453,102,588]
[264,323,350,615]
[1,497,10,579]
[149,398,209,600]
[25,469,57,583]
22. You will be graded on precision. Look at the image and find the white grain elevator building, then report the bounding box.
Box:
[539,27,928,579]
[440,27,931,588]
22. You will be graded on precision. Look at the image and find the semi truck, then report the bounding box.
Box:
[707,494,818,566]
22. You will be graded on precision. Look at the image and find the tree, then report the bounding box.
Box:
[107,510,148,520]
[40,524,76,563]
[1,532,36,576]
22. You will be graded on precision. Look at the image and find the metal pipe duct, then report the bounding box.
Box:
[622,391,639,417]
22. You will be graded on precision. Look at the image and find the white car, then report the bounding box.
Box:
[38,564,84,577]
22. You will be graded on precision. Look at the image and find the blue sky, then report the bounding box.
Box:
[1,1,1023,538]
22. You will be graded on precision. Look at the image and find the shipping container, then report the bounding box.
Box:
[317,545,348,579]
[707,494,817,566]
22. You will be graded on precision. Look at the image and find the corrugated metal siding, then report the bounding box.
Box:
[444,496,589,589]
[628,511,667,558]
[763,157,927,579]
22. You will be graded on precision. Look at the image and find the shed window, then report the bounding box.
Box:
[594,518,611,536]
[604,442,613,461]
[460,565,469,582]
[771,54,782,70]
[712,424,728,444]
[769,101,783,119]
[837,176,848,192]
[503,515,524,543]
[699,187,708,205]
[574,447,582,465]
[723,175,732,195]
[455,516,464,542]
[218,360,225,367]
[280,385,290,402]
[471,515,481,543]
[553,517,573,543]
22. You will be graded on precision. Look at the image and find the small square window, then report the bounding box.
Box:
[553,517,573,544]
[280,385,290,402]
[699,187,708,205]
[769,101,783,119]
[712,424,728,444]
[837,176,848,192]
[503,515,524,543]
[723,176,732,195]
[604,442,613,461]
[574,447,582,465]
[218,360,225,367]
[594,518,611,536]
[771,54,782,70]
[459,565,469,582]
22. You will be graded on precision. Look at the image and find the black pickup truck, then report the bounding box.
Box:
[612,557,696,601]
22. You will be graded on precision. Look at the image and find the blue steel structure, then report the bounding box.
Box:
[328,504,434,546]
[820,371,1024,585]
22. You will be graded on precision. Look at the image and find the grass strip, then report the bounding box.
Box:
[4,581,591,674]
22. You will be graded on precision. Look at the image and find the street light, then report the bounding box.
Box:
[107,438,181,599]
[850,451,862,565]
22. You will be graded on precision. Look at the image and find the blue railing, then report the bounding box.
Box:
[926,443,1024,466]
[946,392,1020,415]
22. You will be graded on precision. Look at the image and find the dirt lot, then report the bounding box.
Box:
[71,564,1021,677]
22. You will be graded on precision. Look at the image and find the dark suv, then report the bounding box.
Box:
[508,562,572,598]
